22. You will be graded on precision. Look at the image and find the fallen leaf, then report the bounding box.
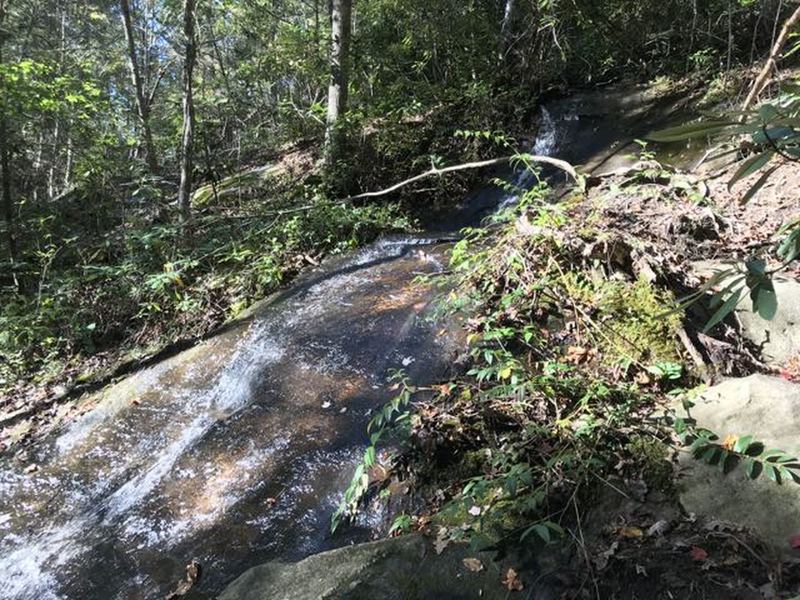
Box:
[565,346,588,365]
[594,541,619,571]
[690,546,708,561]
[790,533,800,549]
[501,568,524,591]
[618,526,643,538]
[437,384,453,396]
[462,557,484,572]
[722,434,738,451]
[647,520,671,537]
[165,560,202,599]
[434,527,449,555]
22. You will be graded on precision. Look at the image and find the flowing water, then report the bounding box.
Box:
[0,83,698,600]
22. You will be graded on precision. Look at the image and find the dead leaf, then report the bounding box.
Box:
[722,434,738,451]
[434,528,449,555]
[462,557,484,572]
[436,384,453,396]
[165,560,202,599]
[565,346,588,365]
[647,520,670,537]
[690,546,709,561]
[594,541,619,571]
[618,526,643,539]
[501,568,524,591]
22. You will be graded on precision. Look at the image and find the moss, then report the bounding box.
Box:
[627,435,674,493]
[563,272,681,364]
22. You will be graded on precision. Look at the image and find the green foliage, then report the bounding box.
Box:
[650,81,800,330]
[332,371,414,532]
[672,413,800,486]
[0,188,409,390]
[336,173,688,550]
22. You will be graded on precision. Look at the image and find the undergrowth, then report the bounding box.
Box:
[333,175,686,550]
[0,180,409,393]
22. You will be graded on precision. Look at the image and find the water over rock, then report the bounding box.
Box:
[676,374,800,555]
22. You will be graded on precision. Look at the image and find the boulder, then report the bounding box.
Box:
[736,276,800,367]
[676,374,800,554]
[218,534,522,600]
[691,260,800,367]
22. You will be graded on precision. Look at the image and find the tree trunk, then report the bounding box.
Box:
[119,0,159,173]
[498,0,516,62]
[0,0,17,284]
[177,0,197,226]
[323,0,352,166]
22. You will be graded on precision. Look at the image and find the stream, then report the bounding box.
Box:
[0,83,696,599]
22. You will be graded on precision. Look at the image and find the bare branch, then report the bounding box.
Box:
[341,155,579,202]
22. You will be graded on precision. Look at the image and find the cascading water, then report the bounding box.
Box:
[0,103,581,598]
[0,236,461,599]
[0,84,682,599]
[498,105,569,209]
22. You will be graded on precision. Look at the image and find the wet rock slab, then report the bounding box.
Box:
[676,374,800,555]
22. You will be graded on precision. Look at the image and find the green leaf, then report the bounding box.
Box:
[778,228,800,262]
[703,286,744,333]
[744,457,762,480]
[733,435,753,454]
[750,278,778,321]
[728,151,774,190]
[647,120,734,142]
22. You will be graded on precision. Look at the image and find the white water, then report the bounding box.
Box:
[0,235,456,599]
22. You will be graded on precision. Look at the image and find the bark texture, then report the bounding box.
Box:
[119,0,159,172]
[177,0,197,225]
[0,0,16,279]
[323,0,352,166]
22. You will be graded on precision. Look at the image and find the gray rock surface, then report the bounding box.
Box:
[691,260,800,367]
[676,374,800,554]
[736,276,800,366]
[218,534,521,600]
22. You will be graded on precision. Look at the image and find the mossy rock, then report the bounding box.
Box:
[218,534,527,600]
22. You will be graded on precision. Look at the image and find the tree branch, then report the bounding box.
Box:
[742,4,800,112]
[341,154,579,202]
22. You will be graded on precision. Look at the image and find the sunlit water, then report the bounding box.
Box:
[0,83,695,599]
[0,240,462,599]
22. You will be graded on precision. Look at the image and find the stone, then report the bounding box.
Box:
[218,534,525,600]
[691,261,800,367]
[736,276,800,367]
[676,374,800,555]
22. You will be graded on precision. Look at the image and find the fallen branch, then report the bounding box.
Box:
[341,154,579,202]
[741,4,800,113]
